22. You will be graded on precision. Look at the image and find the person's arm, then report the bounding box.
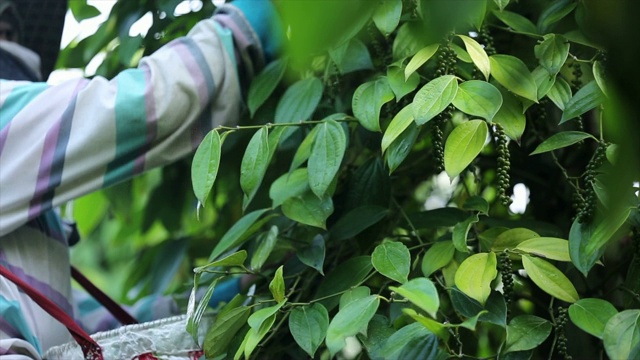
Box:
[0,6,275,237]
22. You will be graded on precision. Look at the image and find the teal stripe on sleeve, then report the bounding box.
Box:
[0,295,42,353]
[103,69,148,187]
[0,82,49,130]
[213,21,237,67]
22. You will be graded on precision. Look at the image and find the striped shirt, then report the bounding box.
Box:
[0,6,261,357]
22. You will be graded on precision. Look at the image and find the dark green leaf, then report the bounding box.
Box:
[289,126,320,172]
[455,252,498,305]
[530,131,597,155]
[382,104,414,154]
[297,235,326,275]
[361,315,395,360]
[353,78,395,132]
[373,0,403,35]
[387,66,420,101]
[208,209,270,261]
[243,312,277,358]
[450,288,507,327]
[593,60,608,96]
[494,0,510,11]
[69,0,101,21]
[380,323,434,360]
[521,255,579,303]
[195,251,247,273]
[289,304,330,357]
[490,54,538,102]
[412,75,458,125]
[390,278,439,318]
[372,241,411,284]
[282,190,334,229]
[191,130,222,207]
[275,77,323,123]
[248,59,287,117]
[534,34,569,75]
[505,315,552,353]
[603,310,640,360]
[464,196,490,214]
[444,119,488,179]
[339,286,371,309]
[569,298,618,339]
[392,22,428,60]
[537,0,577,33]
[204,305,251,359]
[560,81,604,124]
[241,127,270,209]
[335,39,374,74]
[422,241,455,277]
[532,66,556,100]
[547,76,572,110]
[315,256,373,311]
[270,168,309,207]
[308,120,347,198]
[492,10,537,34]
[452,80,503,121]
[251,226,279,270]
[326,295,380,356]
[330,205,388,241]
[453,214,480,253]
[385,122,420,173]
[407,208,468,229]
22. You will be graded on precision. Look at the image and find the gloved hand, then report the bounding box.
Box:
[228,0,284,63]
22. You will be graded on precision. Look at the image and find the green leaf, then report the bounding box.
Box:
[251,226,279,270]
[455,252,498,305]
[240,127,270,209]
[452,80,503,121]
[405,44,440,80]
[451,288,507,327]
[339,286,371,309]
[382,105,414,154]
[195,251,248,273]
[515,237,571,262]
[334,39,374,74]
[270,168,309,207]
[385,122,419,173]
[187,277,218,342]
[532,66,556,100]
[603,310,640,360]
[282,190,334,229]
[547,76,572,110]
[392,22,428,60]
[204,305,251,359]
[191,130,222,206]
[534,34,569,76]
[522,255,579,303]
[560,81,604,124]
[275,77,323,123]
[373,0,402,35]
[569,208,631,276]
[569,298,618,339]
[387,66,420,101]
[453,214,480,253]
[412,75,458,125]
[289,304,330,357]
[308,120,347,198]
[493,87,525,142]
[269,266,286,303]
[248,58,287,117]
[353,78,395,132]
[325,295,380,356]
[457,35,490,80]
[298,235,326,275]
[444,119,488,179]
[505,315,552,353]
[69,0,101,21]
[403,308,449,341]
[330,205,388,241]
[290,126,320,172]
[315,256,373,311]
[593,60,608,96]
[390,278,439,318]
[530,131,596,155]
[422,241,455,277]
[372,241,411,284]
[537,0,576,34]
[406,208,468,229]
[491,228,540,251]
[208,209,270,261]
[244,312,278,358]
[450,43,472,63]
[494,0,510,11]
[463,196,490,214]
[490,54,538,102]
[380,323,436,360]
[492,10,537,34]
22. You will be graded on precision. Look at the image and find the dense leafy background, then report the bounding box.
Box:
[62,0,640,358]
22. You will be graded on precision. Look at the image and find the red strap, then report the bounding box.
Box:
[0,264,103,360]
[71,266,138,326]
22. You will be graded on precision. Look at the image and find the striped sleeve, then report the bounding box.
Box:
[0,18,255,237]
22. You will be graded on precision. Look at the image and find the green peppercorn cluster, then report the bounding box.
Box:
[431,106,453,173]
[478,25,496,56]
[435,44,457,78]
[555,307,572,360]
[495,124,512,207]
[576,143,608,223]
[498,252,514,317]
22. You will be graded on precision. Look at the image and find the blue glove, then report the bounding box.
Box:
[231,0,283,62]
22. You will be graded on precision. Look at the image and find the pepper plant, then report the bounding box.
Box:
[62,0,640,359]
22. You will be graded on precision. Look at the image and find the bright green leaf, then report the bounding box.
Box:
[390,278,440,318]
[453,214,480,253]
[325,295,380,356]
[191,130,222,206]
[387,66,420,101]
[491,228,540,251]
[308,120,347,198]
[240,127,270,209]
[530,131,596,155]
[450,43,472,63]
[490,54,538,102]
[373,0,402,35]
[532,66,556,100]
[204,305,251,359]
[251,226,278,270]
[522,255,579,303]
[282,190,334,229]
[269,266,286,303]
[569,298,618,339]
[405,44,440,81]
[547,76,572,110]
[275,77,323,123]
[455,252,498,305]
[493,86,525,142]
[412,75,458,125]
[372,241,411,284]
[403,308,449,341]
[422,241,455,277]
[505,315,552,353]
[270,168,309,207]
[382,105,414,154]
[208,209,271,261]
[452,80,503,121]
[457,35,491,80]
[289,304,330,357]
[560,81,604,124]
[339,286,371,309]
[195,251,247,273]
[289,126,320,172]
[444,119,488,179]
[603,310,640,360]
[248,58,287,116]
[534,34,569,75]
[353,78,395,132]
[187,277,218,341]
[385,122,419,173]
[515,237,571,262]
[243,313,277,358]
